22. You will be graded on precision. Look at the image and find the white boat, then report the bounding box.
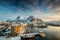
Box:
[21,33,39,38]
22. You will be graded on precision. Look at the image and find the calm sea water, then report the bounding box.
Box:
[41,25,60,40]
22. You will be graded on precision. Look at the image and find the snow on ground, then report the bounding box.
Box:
[0,36,20,40]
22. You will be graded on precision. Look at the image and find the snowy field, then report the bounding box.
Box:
[0,36,20,40]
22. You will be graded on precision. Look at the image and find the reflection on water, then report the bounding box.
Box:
[41,25,60,40]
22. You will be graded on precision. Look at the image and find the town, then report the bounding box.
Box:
[0,16,48,40]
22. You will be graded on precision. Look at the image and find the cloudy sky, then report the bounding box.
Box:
[0,0,60,21]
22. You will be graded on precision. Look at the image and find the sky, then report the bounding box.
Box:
[0,0,60,21]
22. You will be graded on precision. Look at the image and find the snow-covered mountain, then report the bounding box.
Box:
[26,16,43,23]
[45,21,60,26]
[6,16,24,22]
[6,16,43,23]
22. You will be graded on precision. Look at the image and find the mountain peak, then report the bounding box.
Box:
[26,16,43,22]
[15,16,21,21]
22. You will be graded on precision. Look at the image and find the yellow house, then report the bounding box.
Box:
[11,25,21,36]
[14,25,20,33]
